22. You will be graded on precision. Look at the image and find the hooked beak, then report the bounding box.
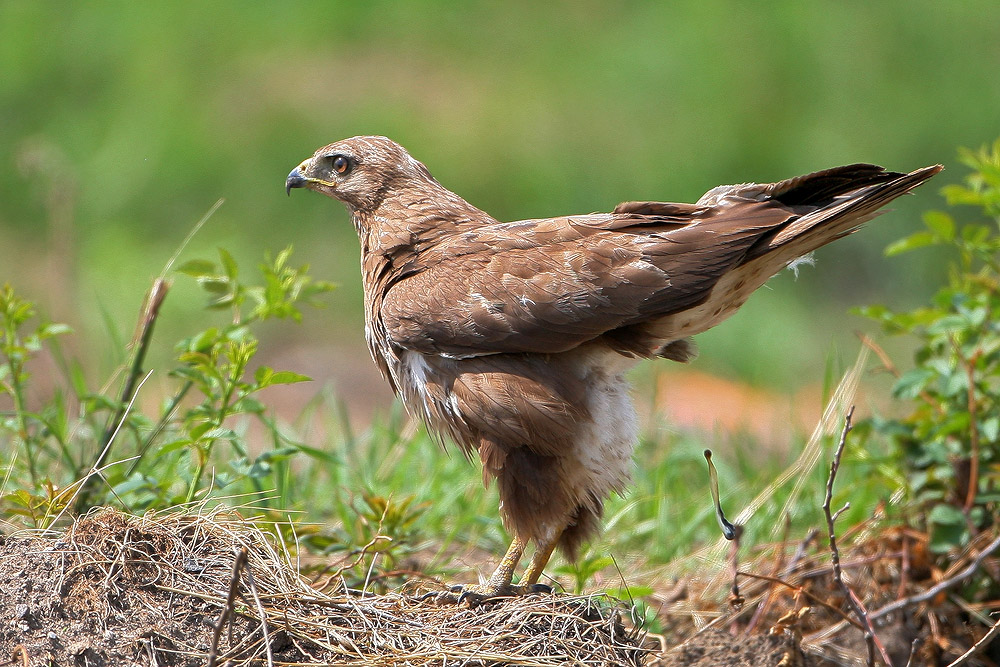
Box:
[285,165,308,196]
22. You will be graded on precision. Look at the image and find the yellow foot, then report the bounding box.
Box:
[419,582,553,606]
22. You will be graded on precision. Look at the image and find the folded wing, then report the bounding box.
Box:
[380,164,941,359]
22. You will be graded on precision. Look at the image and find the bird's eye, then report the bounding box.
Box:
[332,155,351,175]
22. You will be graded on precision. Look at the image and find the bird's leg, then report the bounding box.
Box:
[420,536,525,604]
[421,534,552,604]
[480,534,527,592]
[520,529,561,586]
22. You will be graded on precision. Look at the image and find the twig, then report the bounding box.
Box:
[809,533,1000,647]
[904,638,922,667]
[783,528,819,579]
[243,550,275,667]
[856,332,942,414]
[207,546,248,667]
[823,406,891,667]
[728,527,744,611]
[957,344,982,515]
[856,332,902,378]
[736,571,863,630]
[76,278,169,511]
[946,614,1000,667]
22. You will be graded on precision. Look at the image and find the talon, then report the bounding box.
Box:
[416,583,469,604]
[417,590,443,602]
[529,583,552,594]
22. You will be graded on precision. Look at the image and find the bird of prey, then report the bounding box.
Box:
[286,136,939,601]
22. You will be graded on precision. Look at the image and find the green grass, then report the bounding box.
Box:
[1,272,891,595]
[244,365,897,597]
[0,267,889,595]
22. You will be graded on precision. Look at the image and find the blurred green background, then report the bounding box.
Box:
[2,1,998,420]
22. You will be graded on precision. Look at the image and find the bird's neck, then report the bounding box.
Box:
[357,183,495,260]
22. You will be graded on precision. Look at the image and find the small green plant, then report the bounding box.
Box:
[165,246,334,504]
[859,139,1000,552]
[303,491,431,592]
[0,285,73,489]
[0,245,335,526]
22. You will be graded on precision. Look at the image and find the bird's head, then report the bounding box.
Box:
[285,135,436,215]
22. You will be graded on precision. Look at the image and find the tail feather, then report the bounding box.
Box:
[638,162,942,344]
[766,163,904,206]
[761,164,942,253]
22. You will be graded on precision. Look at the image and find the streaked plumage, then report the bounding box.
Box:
[287,136,939,599]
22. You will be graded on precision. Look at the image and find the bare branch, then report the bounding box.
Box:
[243,550,275,667]
[823,406,891,667]
[871,533,1000,622]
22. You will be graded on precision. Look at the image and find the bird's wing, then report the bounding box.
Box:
[380,163,940,359]
[379,205,793,358]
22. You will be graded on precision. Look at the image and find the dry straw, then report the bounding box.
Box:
[9,505,646,666]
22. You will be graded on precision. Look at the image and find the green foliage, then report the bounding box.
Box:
[167,247,332,503]
[859,140,1000,553]
[0,246,334,526]
[555,554,617,595]
[6,142,999,605]
[0,284,73,489]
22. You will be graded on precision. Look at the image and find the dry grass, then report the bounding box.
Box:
[1,506,646,666]
[4,503,1000,666]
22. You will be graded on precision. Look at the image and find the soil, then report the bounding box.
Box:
[0,513,266,666]
[1,509,997,666]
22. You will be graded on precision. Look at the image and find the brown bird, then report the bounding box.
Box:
[286,136,939,601]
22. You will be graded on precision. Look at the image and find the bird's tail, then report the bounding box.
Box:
[748,163,943,263]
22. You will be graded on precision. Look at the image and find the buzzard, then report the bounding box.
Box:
[286,136,939,600]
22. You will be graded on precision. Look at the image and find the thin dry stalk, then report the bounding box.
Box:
[76,279,169,511]
[823,406,889,666]
[946,613,1000,667]
[871,533,1000,623]
[207,546,247,667]
[242,546,275,667]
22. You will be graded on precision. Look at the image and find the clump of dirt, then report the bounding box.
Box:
[1,510,277,666]
[653,628,810,666]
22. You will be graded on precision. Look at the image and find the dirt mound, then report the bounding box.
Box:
[0,508,651,666]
